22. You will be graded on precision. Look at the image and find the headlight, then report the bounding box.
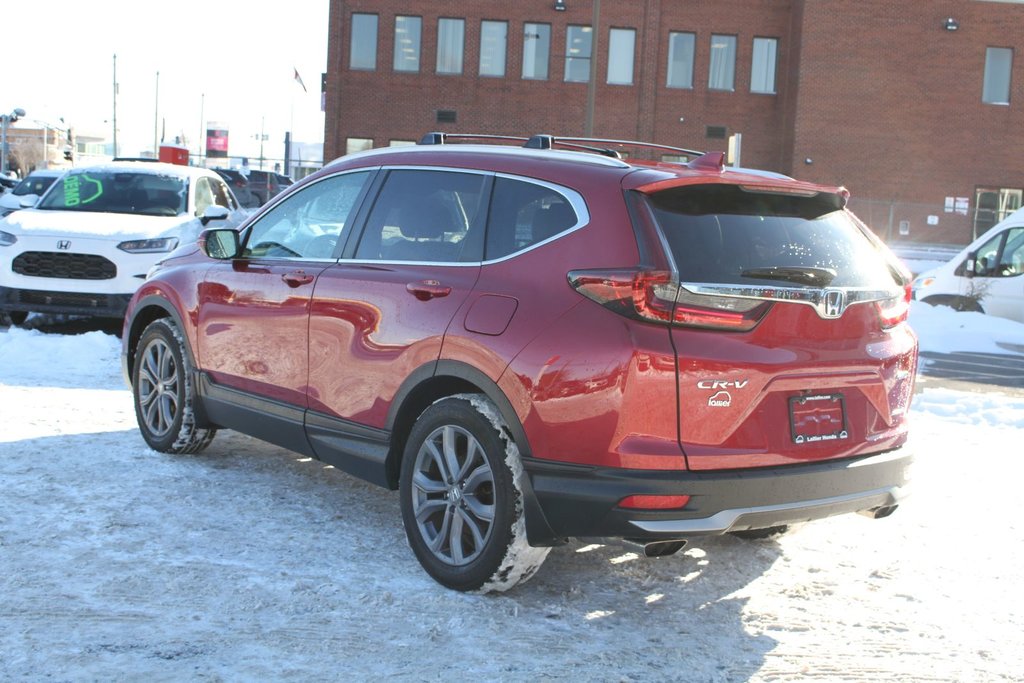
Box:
[0,230,17,247]
[117,237,179,254]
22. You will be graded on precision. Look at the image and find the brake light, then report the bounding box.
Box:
[567,268,676,323]
[568,269,771,331]
[876,283,912,329]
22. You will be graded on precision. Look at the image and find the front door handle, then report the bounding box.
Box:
[406,280,452,301]
[282,271,315,287]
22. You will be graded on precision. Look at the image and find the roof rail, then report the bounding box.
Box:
[418,132,531,146]
[417,131,708,163]
[529,135,704,159]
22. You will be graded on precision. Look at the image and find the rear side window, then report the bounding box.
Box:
[484,177,580,261]
[646,184,897,290]
[355,170,488,263]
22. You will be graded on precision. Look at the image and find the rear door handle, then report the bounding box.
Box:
[282,271,315,287]
[406,280,452,301]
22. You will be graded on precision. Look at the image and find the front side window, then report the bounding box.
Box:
[393,16,422,72]
[971,228,1024,278]
[485,177,581,261]
[564,25,593,83]
[355,170,488,263]
[751,37,778,94]
[607,28,636,85]
[983,46,1013,104]
[350,13,378,70]
[522,23,551,80]
[437,18,465,75]
[479,20,508,77]
[38,170,187,216]
[244,172,371,260]
[708,34,737,91]
[666,31,695,89]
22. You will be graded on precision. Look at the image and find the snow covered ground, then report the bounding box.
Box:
[2,305,1024,681]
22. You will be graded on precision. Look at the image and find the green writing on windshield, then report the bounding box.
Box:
[63,174,104,207]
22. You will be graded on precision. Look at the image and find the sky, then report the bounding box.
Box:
[2,0,329,163]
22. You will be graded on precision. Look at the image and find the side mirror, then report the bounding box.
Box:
[19,195,38,208]
[199,228,241,260]
[965,251,976,279]
[200,204,230,226]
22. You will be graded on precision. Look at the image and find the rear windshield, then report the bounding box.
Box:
[37,171,188,216]
[645,184,898,289]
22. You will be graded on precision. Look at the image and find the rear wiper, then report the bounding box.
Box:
[740,266,837,287]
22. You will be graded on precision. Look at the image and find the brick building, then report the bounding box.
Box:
[324,0,1024,245]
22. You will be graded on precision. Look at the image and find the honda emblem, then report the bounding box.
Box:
[822,289,846,319]
[56,240,72,251]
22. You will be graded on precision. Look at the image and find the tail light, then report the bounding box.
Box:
[568,268,771,331]
[877,283,912,329]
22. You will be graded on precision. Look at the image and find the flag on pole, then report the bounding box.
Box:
[294,68,307,93]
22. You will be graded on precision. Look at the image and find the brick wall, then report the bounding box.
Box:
[325,0,1024,245]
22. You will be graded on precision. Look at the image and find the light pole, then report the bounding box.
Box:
[1,107,27,176]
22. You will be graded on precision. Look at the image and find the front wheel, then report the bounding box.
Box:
[2,310,28,326]
[399,395,549,593]
[132,318,216,454]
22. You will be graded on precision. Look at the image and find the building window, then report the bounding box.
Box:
[750,37,778,94]
[666,31,695,89]
[564,25,593,82]
[522,23,551,80]
[479,21,508,77]
[607,28,636,85]
[349,14,378,70]
[437,18,465,75]
[983,47,1013,104]
[393,16,422,72]
[708,34,737,91]
[346,138,374,155]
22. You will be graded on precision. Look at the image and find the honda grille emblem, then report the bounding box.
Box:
[56,240,72,251]
[822,289,846,319]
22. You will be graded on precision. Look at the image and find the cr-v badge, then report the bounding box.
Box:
[699,378,748,407]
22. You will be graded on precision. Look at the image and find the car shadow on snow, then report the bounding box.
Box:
[1,426,783,679]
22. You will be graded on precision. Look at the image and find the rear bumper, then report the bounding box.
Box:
[522,445,911,544]
[0,285,133,318]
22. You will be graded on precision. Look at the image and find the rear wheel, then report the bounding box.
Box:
[132,318,216,454]
[399,395,549,592]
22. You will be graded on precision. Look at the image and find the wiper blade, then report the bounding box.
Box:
[740,266,837,287]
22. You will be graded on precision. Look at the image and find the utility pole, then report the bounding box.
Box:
[154,70,160,155]
[584,0,601,136]
[198,93,205,166]
[112,54,118,158]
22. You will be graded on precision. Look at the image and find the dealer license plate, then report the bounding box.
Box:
[789,393,849,445]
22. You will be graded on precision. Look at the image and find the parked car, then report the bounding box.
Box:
[0,161,246,325]
[245,169,293,205]
[120,133,917,592]
[0,169,65,218]
[213,168,259,209]
[913,206,1024,322]
[0,174,18,193]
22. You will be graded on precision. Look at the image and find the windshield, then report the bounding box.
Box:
[13,175,59,197]
[646,184,898,290]
[37,170,188,216]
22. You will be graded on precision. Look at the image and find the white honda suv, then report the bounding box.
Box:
[0,161,246,325]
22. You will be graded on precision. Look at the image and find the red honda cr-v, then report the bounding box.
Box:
[122,134,917,592]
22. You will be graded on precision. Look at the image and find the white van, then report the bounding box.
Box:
[912,206,1024,323]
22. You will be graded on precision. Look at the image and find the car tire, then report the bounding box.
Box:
[4,311,28,326]
[729,525,790,541]
[132,318,217,454]
[399,394,550,593]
